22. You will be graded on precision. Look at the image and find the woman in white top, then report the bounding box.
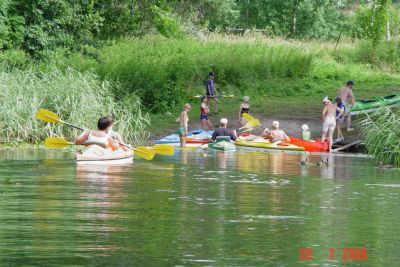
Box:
[75,117,119,150]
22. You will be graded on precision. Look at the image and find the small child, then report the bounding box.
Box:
[300,124,311,141]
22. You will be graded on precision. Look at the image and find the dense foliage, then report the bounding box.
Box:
[1,0,400,57]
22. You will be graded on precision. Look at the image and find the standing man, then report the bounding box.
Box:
[336,80,355,131]
[205,72,218,114]
[321,97,339,151]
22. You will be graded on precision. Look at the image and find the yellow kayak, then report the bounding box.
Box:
[235,138,305,152]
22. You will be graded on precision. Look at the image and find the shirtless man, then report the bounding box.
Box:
[321,97,341,151]
[336,80,355,131]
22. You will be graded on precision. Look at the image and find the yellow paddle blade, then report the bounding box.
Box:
[150,144,175,156]
[133,146,155,160]
[242,113,256,122]
[44,137,72,148]
[36,109,60,124]
[243,119,260,129]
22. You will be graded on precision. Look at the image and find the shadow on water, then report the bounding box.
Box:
[0,148,400,265]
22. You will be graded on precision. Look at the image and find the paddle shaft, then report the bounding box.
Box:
[61,120,85,131]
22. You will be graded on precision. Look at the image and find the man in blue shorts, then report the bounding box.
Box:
[205,72,218,114]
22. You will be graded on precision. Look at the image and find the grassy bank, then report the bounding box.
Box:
[360,108,400,166]
[0,68,149,145]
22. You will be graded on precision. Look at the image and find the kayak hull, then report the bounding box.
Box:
[77,146,134,165]
[350,93,400,115]
[288,137,329,152]
[235,139,305,152]
[208,141,236,151]
[155,129,212,144]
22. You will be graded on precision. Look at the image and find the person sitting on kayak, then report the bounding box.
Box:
[105,115,129,151]
[211,118,237,142]
[335,98,345,143]
[176,103,191,148]
[75,116,119,150]
[238,96,250,126]
[200,96,213,130]
[265,121,290,142]
[300,124,311,141]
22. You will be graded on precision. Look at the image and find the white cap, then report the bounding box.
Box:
[322,96,330,103]
[243,96,250,102]
[301,124,309,131]
[220,118,228,124]
[272,121,279,128]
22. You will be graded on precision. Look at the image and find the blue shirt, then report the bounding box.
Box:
[336,103,345,118]
[206,79,214,95]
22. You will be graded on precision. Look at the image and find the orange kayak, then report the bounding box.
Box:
[288,137,329,152]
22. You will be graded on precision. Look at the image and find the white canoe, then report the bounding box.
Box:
[76,145,134,165]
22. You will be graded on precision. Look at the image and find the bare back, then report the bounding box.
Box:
[323,103,337,118]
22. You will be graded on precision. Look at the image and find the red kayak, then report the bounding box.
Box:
[288,137,329,152]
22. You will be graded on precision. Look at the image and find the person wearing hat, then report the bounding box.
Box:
[211,118,237,142]
[200,96,213,130]
[300,124,311,141]
[205,72,218,114]
[321,97,341,150]
[238,96,250,126]
[265,121,290,142]
[336,80,355,131]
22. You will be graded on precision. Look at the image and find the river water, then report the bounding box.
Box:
[0,148,399,266]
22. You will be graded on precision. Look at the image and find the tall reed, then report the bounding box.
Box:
[359,108,400,166]
[0,68,150,144]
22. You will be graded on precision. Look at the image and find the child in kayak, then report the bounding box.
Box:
[238,96,250,126]
[75,116,119,150]
[176,103,191,148]
[105,115,129,150]
[300,124,311,141]
[200,96,213,130]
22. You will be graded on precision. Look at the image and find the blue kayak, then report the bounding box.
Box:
[155,129,213,144]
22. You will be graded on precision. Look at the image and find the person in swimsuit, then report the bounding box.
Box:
[336,80,355,131]
[335,98,345,143]
[205,72,218,114]
[238,96,250,126]
[200,97,213,130]
[265,121,290,142]
[321,97,342,150]
[75,116,119,150]
[176,103,191,148]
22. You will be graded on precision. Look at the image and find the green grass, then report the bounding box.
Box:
[0,68,150,144]
[359,108,400,166]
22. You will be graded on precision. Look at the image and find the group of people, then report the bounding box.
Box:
[177,72,356,151]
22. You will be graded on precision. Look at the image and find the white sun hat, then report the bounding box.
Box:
[301,124,309,131]
[220,118,228,124]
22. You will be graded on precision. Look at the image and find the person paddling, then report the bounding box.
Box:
[205,72,218,114]
[75,116,119,150]
[211,118,237,142]
[238,96,250,126]
[336,80,355,131]
[176,103,191,148]
[265,121,290,142]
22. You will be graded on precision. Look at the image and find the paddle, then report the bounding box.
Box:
[149,144,175,156]
[241,114,266,129]
[44,137,156,160]
[190,94,235,99]
[238,119,261,131]
[36,109,155,160]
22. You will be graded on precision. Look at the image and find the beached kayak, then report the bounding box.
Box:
[235,137,305,152]
[350,93,400,115]
[155,129,212,145]
[288,137,330,152]
[76,145,134,164]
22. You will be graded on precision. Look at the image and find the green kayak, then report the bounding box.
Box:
[350,93,400,115]
[208,136,236,151]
